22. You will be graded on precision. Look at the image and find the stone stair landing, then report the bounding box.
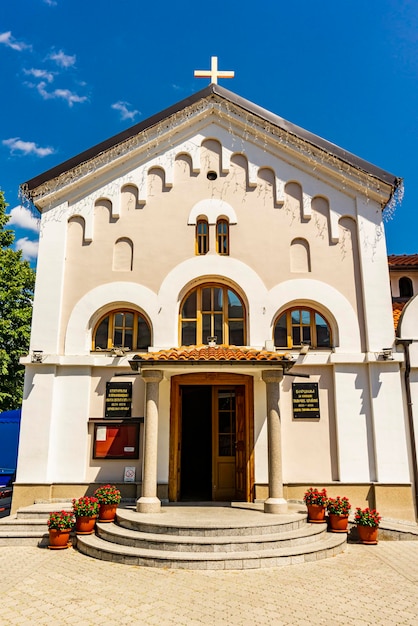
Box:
[76,502,347,570]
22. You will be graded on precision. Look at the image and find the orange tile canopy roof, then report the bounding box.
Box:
[388,254,418,269]
[131,346,294,365]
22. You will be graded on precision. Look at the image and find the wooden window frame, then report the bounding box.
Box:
[216,219,229,255]
[196,219,209,255]
[179,284,246,347]
[273,307,331,349]
[92,310,151,351]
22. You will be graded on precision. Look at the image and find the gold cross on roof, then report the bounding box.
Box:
[194,56,235,85]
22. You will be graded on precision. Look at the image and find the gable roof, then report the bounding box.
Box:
[21,84,401,203]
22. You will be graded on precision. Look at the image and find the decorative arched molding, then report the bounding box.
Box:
[157,256,268,347]
[67,215,90,244]
[397,294,418,339]
[188,199,238,225]
[265,279,361,351]
[65,282,158,355]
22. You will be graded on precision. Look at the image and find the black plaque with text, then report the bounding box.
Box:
[105,382,132,418]
[292,383,320,419]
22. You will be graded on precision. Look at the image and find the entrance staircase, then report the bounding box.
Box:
[76,503,347,570]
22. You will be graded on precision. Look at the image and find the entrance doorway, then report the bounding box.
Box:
[169,373,254,503]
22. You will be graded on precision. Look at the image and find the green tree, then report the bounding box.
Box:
[0,190,36,411]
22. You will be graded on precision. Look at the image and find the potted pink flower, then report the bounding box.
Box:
[72,496,99,535]
[47,510,74,549]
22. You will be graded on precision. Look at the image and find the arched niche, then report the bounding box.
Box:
[113,237,133,272]
[174,153,196,180]
[201,138,222,175]
[121,184,142,212]
[290,238,311,273]
[94,197,116,223]
[311,195,332,243]
[230,153,249,188]
[67,215,88,247]
[147,166,169,196]
[257,167,276,206]
[284,181,303,221]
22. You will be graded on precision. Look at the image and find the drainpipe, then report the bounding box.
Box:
[396,338,418,519]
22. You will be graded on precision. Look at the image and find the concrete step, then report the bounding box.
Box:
[116,507,308,536]
[16,502,72,520]
[76,531,347,570]
[96,519,328,552]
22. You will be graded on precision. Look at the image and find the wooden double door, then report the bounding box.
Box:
[169,373,254,502]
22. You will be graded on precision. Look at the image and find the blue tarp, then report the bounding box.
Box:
[0,409,21,485]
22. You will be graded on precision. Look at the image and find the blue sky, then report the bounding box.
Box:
[1,0,417,264]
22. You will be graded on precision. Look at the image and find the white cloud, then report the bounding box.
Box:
[3,137,54,157]
[36,81,88,106]
[48,49,76,68]
[0,31,31,52]
[15,237,39,262]
[7,205,40,232]
[23,67,54,83]
[111,101,140,121]
[44,0,58,5]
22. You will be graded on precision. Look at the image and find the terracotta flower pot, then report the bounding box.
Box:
[75,516,97,535]
[98,503,118,523]
[357,524,378,544]
[48,528,71,549]
[307,504,326,523]
[328,513,349,533]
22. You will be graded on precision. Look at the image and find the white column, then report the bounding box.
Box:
[262,370,287,514]
[137,369,163,513]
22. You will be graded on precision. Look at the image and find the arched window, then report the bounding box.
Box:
[93,310,151,351]
[399,276,413,298]
[274,307,331,349]
[180,284,245,346]
[196,219,209,255]
[217,219,229,255]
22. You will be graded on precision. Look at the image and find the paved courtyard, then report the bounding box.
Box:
[1,542,418,625]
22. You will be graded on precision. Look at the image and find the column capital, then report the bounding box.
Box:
[141,369,164,384]
[262,369,283,385]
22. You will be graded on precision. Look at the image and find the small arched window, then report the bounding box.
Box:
[93,310,151,351]
[274,307,331,349]
[180,284,245,346]
[399,276,413,298]
[196,219,209,255]
[217,219,229,255]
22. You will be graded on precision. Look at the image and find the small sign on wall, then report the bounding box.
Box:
[105,382,132,418]
[124,466,136,482]
[292,383,320,419]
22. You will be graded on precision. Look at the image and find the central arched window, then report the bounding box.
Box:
[93,310,151,351]
[180,284,245,346]
[274,307,331,348]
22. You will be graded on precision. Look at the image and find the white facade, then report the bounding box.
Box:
[13,85,415,520]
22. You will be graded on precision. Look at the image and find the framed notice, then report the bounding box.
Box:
[105,382,132,418]
[93,421,139,459]
[292,383,320,419]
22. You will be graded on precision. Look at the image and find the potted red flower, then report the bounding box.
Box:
[355,507,381,544]
[327,496,351,532]
[72,496,99,535]
[94,484,121,523]
[303,488,328,523]
[47,510,74,549]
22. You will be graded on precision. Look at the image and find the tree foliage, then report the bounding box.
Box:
[0,191,36,411]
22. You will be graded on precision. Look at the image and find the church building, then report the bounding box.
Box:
[13,73,415,521]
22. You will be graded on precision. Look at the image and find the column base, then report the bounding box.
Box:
[264,497,288,514]
[136,496,161,513]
